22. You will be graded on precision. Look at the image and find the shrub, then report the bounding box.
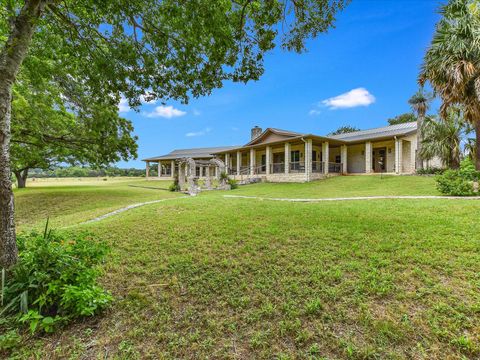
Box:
[219,172,229,181]
[228,178,238,189]
[1,224,113,334]
[416,167,445,175]
[435,159,480,196]
[169,176,181,192]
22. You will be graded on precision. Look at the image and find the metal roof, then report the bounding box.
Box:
[329,122,417,143]
[142,146,239,161]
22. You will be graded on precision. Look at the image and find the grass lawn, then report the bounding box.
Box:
[14,178,178,230]
[5,176,480,359]
[230,175,440,198]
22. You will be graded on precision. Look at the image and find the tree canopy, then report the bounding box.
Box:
[419,0,480,169]
[387,113,416,126]
[329,125,360,136]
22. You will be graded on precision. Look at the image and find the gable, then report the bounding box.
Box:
[246,128,302,146]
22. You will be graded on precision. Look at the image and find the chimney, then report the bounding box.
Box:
[251,126,262,140]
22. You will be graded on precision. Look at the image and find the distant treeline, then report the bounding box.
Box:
[29,166,146,178]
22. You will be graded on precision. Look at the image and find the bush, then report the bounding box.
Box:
[228,178,238,189]
[1,224,113,335]
[416,167,445,175]
[169,176,181,192]
[435,159,480,196]
[219,172,229,181]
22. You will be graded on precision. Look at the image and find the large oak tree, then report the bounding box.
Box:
[0,0,348,268]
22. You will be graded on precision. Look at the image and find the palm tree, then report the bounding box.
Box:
[420,107,468,169]
[408,89,432,170]
[419,0,480,169]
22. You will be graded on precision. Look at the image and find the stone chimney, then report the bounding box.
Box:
[251,126,262,140]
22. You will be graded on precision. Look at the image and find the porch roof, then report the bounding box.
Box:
[142,146,239,162]
[329,122,417,143]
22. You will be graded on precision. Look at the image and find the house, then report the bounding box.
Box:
[143,122,434,183]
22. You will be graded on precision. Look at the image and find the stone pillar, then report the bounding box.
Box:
[322,142,329,175]
[214,166,218,178]
[285,142,291,174]
[266,146,272,175]
[146,161,150,178]
[365,142,372,173]
[341,145,348,174]
[305,139,312,181]
[225,154,230,174]
[178,163,185,188]
[236,151,241,175]
[395,138,403,174]
[171,160,175,178]
[205,166,211,189]
[158,161,161,178]
[250,148,256,175]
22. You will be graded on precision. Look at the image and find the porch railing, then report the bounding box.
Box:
[312,161,323,173]
[329,162,342,173]
[289,161,305,173]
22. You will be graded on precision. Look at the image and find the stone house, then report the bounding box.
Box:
[143,122,438,183]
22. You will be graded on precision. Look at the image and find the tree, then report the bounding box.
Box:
[10,70,137,188]
[387,113,416,125]
[408,89,433,171]
[329,125,360,136]
[0,1,349,268]
[420,107,470,169]
[419,0,480,170]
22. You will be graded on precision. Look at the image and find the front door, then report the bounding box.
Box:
[273,153,285,173]
[372,148,386,172]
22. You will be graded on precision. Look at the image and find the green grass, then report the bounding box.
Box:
[230,175,440,198]
[5,176,480,359]
[14,178,178,230]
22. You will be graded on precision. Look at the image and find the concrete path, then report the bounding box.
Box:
[80,196,189,225]
[223,194,480,202]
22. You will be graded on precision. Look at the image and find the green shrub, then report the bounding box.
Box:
[219,172,229,181]
[417,167,445,175]
[169,176,181,192]
[435,159,479,196]
[1,224,112,334]
[228,178,238,189]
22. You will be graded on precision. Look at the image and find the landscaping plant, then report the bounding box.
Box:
[0,222,112,338]
[436,158,480,195]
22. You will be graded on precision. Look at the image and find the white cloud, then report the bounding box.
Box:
[118,98,130,113]
[144,105,186,118]
[309,109,321,116]
[185,127,211,137]
[321,88,375,110]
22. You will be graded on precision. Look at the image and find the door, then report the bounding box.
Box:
[372,148,386,172]
[312,150,317,171]
[291,150,300,171]
[273,153,285,173]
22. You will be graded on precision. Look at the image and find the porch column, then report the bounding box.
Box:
[158,161,161,178]
[225,154,230,174]
[322,142,329,175]
[171,160,175,178]
[365,142,372,173]
[395,138,403,174]
[285,142,291,174]
[146,161,150,178]
[236,151,241,175]
[266,146,272,175]
[305,139,312,181]
[341,145,348,174]
[250,148,256,175]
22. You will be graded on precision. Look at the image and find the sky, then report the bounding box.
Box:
[117,0,443,168]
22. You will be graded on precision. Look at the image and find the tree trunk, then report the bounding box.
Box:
[476,120,480,171]
[13,169,29,189]
[0,0,46,268]
[415,116,424,171]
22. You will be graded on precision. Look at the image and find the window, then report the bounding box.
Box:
[291,150,300,163]
[335,155,341,164]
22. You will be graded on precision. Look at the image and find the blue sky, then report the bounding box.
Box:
[118,0,442,168]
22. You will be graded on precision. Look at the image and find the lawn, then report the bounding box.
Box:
[14,178,178,230]
[5,176,480,359]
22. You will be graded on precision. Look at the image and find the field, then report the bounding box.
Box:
[6,176,480,359]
